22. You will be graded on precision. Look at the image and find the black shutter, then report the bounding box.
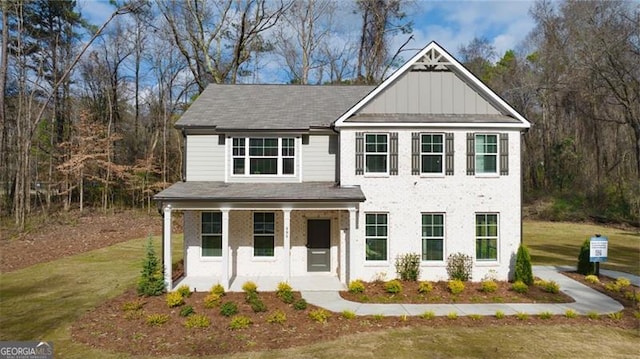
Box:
[445,133,454,175]
[466,133,475,175]
[355,132,364,175]
[390,132,398,175]
[500,133,509,175]
[411,132,420,175]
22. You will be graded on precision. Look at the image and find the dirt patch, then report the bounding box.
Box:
[0,209,168,272]
[340,279,574,304]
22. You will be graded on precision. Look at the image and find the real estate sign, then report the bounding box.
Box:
[589,236,608,263]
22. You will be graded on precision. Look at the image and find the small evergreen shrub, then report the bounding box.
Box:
[245,290,259,304]
[276,282,295,304]
[537,280,560,294]
[577,239,594,275]
[166,291,184,308]
[539,311,553,319]
[608,311,623,320]
[210,283,225,296]
[124,310,144,320]
[586,311,599,320]
[176,284,191,298]
[277,281,293,293]
[515,312,529,320]
[511,280,529,294]
[372,314,384,321]
[480,280,498,293]
[348,279,365,293]
[179,305,195,317]
[309,309,331,323]
[469,314,482,321]
[395,253,421,281]
[184,314,210,328]
[250,298,267,313]
[341,310,356,319]
[220,301,239,317]
[495,310,505,319]
[122,300,144,312]
[266,310,287,324]
[584,275,600,284]
[293,298,307,310]
[146,313,169,326]
[448,279,465,295]
[446,253,473,281]
[203,293,221,308]
[418,281,434,294]
[420,311,435,320]
[615,277,631,289]
[242,281,258,294]
[514,245,533,285]
[229,315,252,330]
[137,237,165,296]
[399,314,408,322]
[446,312,458,320]
[385,279,403,294]
[565,309,578,319]
[624,290,640,301]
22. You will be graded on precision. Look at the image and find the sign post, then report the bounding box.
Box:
[589,234,608,276]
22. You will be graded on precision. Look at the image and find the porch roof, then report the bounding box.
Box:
[154,181,366,203]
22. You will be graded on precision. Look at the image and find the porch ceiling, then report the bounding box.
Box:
[154,181,366,203]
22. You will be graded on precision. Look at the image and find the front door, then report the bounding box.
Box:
[307,219,331,272]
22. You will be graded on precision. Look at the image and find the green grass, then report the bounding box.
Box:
[524,220,640,275]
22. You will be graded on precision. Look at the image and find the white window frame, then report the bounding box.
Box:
[421,213,445,262]
[475,213,499,262]
[364,133,389,175]
[365,212,388,262]
[201,212,222,259]
[420,133,444,175]
[253,212,275,258]
[231,137,296,177]
[475,133,498,175]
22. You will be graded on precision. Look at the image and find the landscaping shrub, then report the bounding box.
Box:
[184,314,210,328]
[341,310,356,319]
[176,284,191,298]
[146,313,169,326]
[121,299,144,312]
[565,309,578,319]
[418,281,434,294]
[250,298,267,313]
[584,275,600,284]
[179,305,195,317]
[210,283,225,296]
[536,280,560,294]
[293,298,307,310]
[395,253,421,281]
[266,310,287,324]
[446,312,458,320]
[420,311,435,320]
[242,281,258,294]
[309,309,331,323]
[516,312,529,320]
[276,282,295,304]
[166,291,184,308]
[277,281,292,293]
[577,239,594,275]
[469,314,482,320]
[539,311,553,319]
[372,314,384,321]
[220,301,239,317]
[348,279,365,293]
[604,277,630,293]
[385,279,403,294]
[446,253,473,281]
[608,311,623,320]
[245,290,259,304]
[447,279,465,295]
[480,280,498,293]
[229,315,252,330]
[511,280,529,294]
[514,245,533,285]
[495,310,505,319]
[203,293,221,308]
[137,236,165,296]
[586,311,599,320]
[124,310,144,320]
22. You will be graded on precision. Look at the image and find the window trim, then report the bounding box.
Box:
[365,212,389,262]
[231,137,297,177]
[475,213,499,262]
[421,213,445,262]
[201,211,222,259]
[253,212,275,258]
[474,133,499,175]
[364,133,390,176]
[420,133,445,176]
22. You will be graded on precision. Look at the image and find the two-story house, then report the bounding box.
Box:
[154,41,531,291]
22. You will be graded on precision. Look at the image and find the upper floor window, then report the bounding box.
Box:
[365,134,388,174]
[365,213,388,261]
[421,134,444,174]
[232,137,295,176]
[475,134,497,174]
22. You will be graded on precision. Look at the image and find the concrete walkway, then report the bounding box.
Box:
[301,266,627,317]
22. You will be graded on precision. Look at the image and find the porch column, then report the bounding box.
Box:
[163,205,172,290]
[339,213,347,285]
[283,208,291,282]
[347,208,357,284]
[221,208,230,291]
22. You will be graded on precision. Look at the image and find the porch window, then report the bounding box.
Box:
[365,134,388,174]
[421,213,444,261]
[421,134,444,174]
[365,213,387,261]
[476,213,498,261]
[254,212,275,257]
[201,212,222,257]
[232,137,296,176]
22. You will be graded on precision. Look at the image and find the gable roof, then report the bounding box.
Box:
[175,84,374,131]
[334,41,531,129]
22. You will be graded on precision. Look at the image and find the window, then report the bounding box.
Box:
[365,134,388,173]
[365,213,387,261]
[421,134,444,174]
[201,212,222,257]
[475,134,498,174]
[254,212,275,257]
[422,213,444,261]
[232,137,295,176]
[476,213,498,261]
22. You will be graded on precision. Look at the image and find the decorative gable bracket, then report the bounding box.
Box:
[411,48,452,72]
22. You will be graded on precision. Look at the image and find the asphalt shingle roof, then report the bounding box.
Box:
[346,113,520,123]
[175,84,374,130]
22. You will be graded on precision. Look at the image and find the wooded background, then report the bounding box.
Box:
[1,0,638,230]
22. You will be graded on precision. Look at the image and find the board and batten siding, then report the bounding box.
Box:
[302,135,338,181]
[360,70,501,115]
[185,135,225,181]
